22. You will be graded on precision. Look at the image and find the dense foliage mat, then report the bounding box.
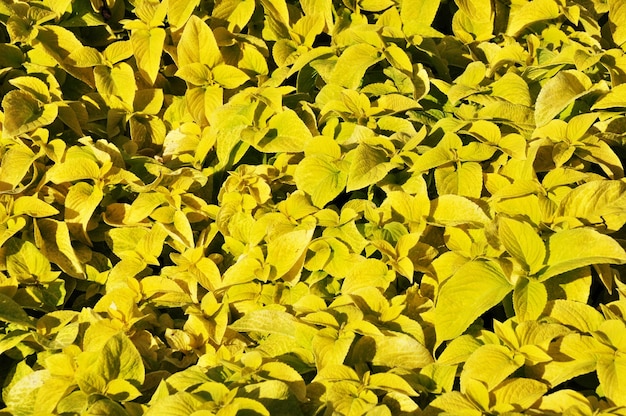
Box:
[1,0,626,414]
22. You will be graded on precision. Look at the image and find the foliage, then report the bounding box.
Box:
[0,0,626,414]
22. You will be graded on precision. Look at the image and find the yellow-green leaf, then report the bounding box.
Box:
[513,277,548,321]
[2,90,58,137]
[534,70,592,127]
[434,260,513,344]
[130,27,166,85]
[542,228,626,280]
[498,217,546,275]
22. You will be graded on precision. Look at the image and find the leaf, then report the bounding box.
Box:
[401,0,442,37]
[592,83,626,109]
[230,309,298,337]
[130,26,166,85]
[506,0,561,36]
[542,228,626,280]
[211,64,249,89]
[513,277,548,321]
[65,182,104,244]
[66,46,105,67]
[144,392,202,416]
[13,196,59,218]
[434,162,483,199]
[424,392,481,415]
[294,155,348,208]
[434,260,513,344]
[178,15,222,68]
[546,299,605,333]
[330,43,382,89]
[597,353,626,406]
[347,142,394,192]
[498,217,546,274]
[0,293,35,328]
[35,219,84,278]
[429,194,490,226]
[534,70,592,127]
[609,0,626,47]
[95,332,145,385]
[369,334,434,369]
[490,378,548,413]
[265,227,314,280]
[257,109,313,152]
[2,90,58,137]
[556,180,626,232]
[94,63,136,109]
[167,0,200,30]
[0,145,37,190]
[460,344,524,391]
[7,238,59,284]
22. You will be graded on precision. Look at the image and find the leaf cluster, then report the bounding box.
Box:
[0,0,626,415]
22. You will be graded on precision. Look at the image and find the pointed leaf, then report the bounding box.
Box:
[2,90,58,137]
[542,228,626,279]
[499,217,546,274]
[534,70,592,127]
[513,277,548,321]
[434,260,513,343]
[178,15,222,68]
[131,27,166,85]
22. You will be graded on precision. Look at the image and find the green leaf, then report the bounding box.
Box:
[498,217,546,274]
[542,228,626,280]
[429,194,490,226]
[434,260,513,344]
[4,369,50,416]
[2,90,58,137]
[295,155,348,208]
[178,15,222,68]
[0,292,35,328]
[130,27,166,85]
[513,277,548,321]
[534,70,592,127]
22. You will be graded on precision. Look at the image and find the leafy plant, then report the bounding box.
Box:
[0,0,626,414]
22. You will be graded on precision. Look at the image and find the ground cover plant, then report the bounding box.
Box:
[0,0,626,414]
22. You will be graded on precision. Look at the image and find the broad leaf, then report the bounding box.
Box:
[542,228,626,280]
[534,70,592,127]
[434,260,513,344]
